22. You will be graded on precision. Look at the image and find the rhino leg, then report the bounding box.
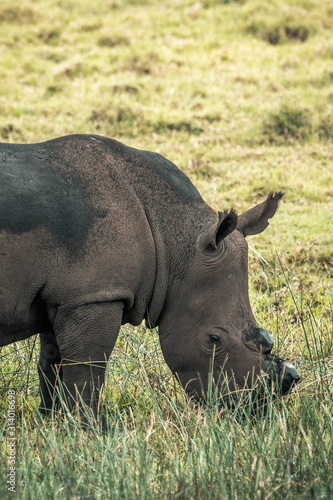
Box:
[52,301,123,423]
[38,331,63,415]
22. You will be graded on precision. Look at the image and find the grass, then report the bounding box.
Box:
[0,0,332,498]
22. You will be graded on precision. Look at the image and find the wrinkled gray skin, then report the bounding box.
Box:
[0,135,299,417]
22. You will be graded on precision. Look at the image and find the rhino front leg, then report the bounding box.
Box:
[52,301,123,422]
[38,331,63,415]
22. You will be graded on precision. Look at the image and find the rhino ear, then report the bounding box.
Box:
[197,210,238,254]
[237,192,284,237]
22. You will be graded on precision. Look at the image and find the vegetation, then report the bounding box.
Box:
[0,0,332,498]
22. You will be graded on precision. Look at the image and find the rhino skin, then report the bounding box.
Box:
[0,134,299,417]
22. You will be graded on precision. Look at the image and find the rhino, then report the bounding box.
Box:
[0,134,299,418]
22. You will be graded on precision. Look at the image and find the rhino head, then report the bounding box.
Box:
[158,192,300,406]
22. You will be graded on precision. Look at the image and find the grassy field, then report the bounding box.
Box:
[0,0,332,498]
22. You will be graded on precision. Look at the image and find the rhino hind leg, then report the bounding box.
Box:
[38,331,63,415]
[52,300,124,424]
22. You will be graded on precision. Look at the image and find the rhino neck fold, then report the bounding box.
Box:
[144,228,169,328]
[143,202,216,329]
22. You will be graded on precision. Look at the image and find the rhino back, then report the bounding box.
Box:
[0,141,95,251]
[89,135,210,241]
[1,134,213,264]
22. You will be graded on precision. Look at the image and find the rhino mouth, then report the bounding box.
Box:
[190,353,300,417]
[214,354,300,416]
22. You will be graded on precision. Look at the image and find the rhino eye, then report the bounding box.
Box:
[209,335,221,345]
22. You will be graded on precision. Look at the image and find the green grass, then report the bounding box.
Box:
[0,0,332,497]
